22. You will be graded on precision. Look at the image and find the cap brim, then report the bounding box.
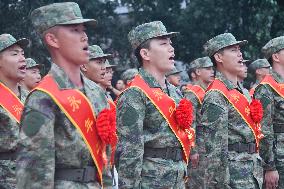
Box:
[60,18,97,27]
[106,65,117,68]
[27,64,43,69]
[0,38,30,52]
[154,32,179,39]
[89,53,112,60]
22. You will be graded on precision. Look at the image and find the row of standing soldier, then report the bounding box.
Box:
[0,1,283,189]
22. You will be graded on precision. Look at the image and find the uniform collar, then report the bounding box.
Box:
[215,71,242,91]
[271,70,284,83]
[139,68,168,88]
[48,63,87,90]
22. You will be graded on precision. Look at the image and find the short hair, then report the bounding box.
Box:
[134,39,151,67]
[210,48,224,67]
[187,68,197,81]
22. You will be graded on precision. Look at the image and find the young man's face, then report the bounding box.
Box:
[256,67,270,78]
[101,67,113,87]
[23,67,41,90]
[237,64,248,81]
[197,66,215,85]
[147,37,175,73]
[54,24,89,65]
[83,58,106,83]
[218,45,243,74]
[0,44,26,82]
[116,79,125,91]
[167,74,181,87]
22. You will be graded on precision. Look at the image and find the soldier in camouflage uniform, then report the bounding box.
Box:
[16,2,112,189]
[248,59,271,92]
[120,68,138,86]
[254,36,284,189]
[183,56,214,189]
[166,66,182,87]
[22,58,42,91]
[81,45,110,84]
[198,33,263,188]
[0,34,29,189]
[116,21,189,189]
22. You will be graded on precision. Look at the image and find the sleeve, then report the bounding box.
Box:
[16,91,56,189]
[115,88,146,189]
[199,91,231,189]
[254,84,276,171]
[184,90,199,155]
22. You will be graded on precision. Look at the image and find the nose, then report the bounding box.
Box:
[82,31,88,42]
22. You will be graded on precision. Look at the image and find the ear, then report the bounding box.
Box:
[190,71,197,79]
[195,68,201,76]
[255,68,261,75]
[80,64,88,72]
[272,53,280,63]
[44,32,59,49]
[140,48,150,61]
[213,52,223,63]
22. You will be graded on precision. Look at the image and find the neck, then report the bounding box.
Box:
[273,63,284,79]
[143,65,166,88]
[99,83,107,91]
[217,66,238,85]
[52,53,83,88]
[0,76,19,96]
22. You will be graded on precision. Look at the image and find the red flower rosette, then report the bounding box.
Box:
[249,99,264,142]
[96,108,118,145]
[175,98,194,130]
[250,99,263,123]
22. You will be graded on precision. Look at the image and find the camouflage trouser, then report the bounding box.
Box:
[0,160,16,189]
[140,158,187,189]
[229,157,263,189]
[276,164,284,189]
[55,180,101,189]
[186,156,206,189]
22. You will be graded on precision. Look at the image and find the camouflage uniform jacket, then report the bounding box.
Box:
[198,71,263,188]
[0,84,27,189]
[183,81,207,155]
[16,63,110,189]
[116,68,187,189]
[254,71,284,184]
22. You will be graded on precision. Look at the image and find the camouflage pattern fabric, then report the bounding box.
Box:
[203,33,247,57]
[26,58,41,69]
[182,81,207,189]
[31,2,96,36]
[188,56,213,69]
[116,68,186,189]
[254,70,284,188]
[262,36,284,59]
[0,34,29,52]
[89,45,112,60]
[249,59,271,72]
[197,71,263,189]
[166,66,182,77]
[16,63,112,189]
[128,21,178,50]
[0,85,28,189]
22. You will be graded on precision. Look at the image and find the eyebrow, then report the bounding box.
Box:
[9,49,24,53]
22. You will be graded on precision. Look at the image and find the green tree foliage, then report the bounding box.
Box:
[177,0,278,63]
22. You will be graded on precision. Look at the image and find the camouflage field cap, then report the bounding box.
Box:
[89,45,112,60]
[166,66,182,77]
[26,58,42,69]
[249,59,270,72]
[189,56,213,69]
[121,68,138,82]
[128,21,179,50]
[105,60,117,68]
[31,2,97,35]
[262,36,284,59]
[0,34,29,52]
[203,33,247,57]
